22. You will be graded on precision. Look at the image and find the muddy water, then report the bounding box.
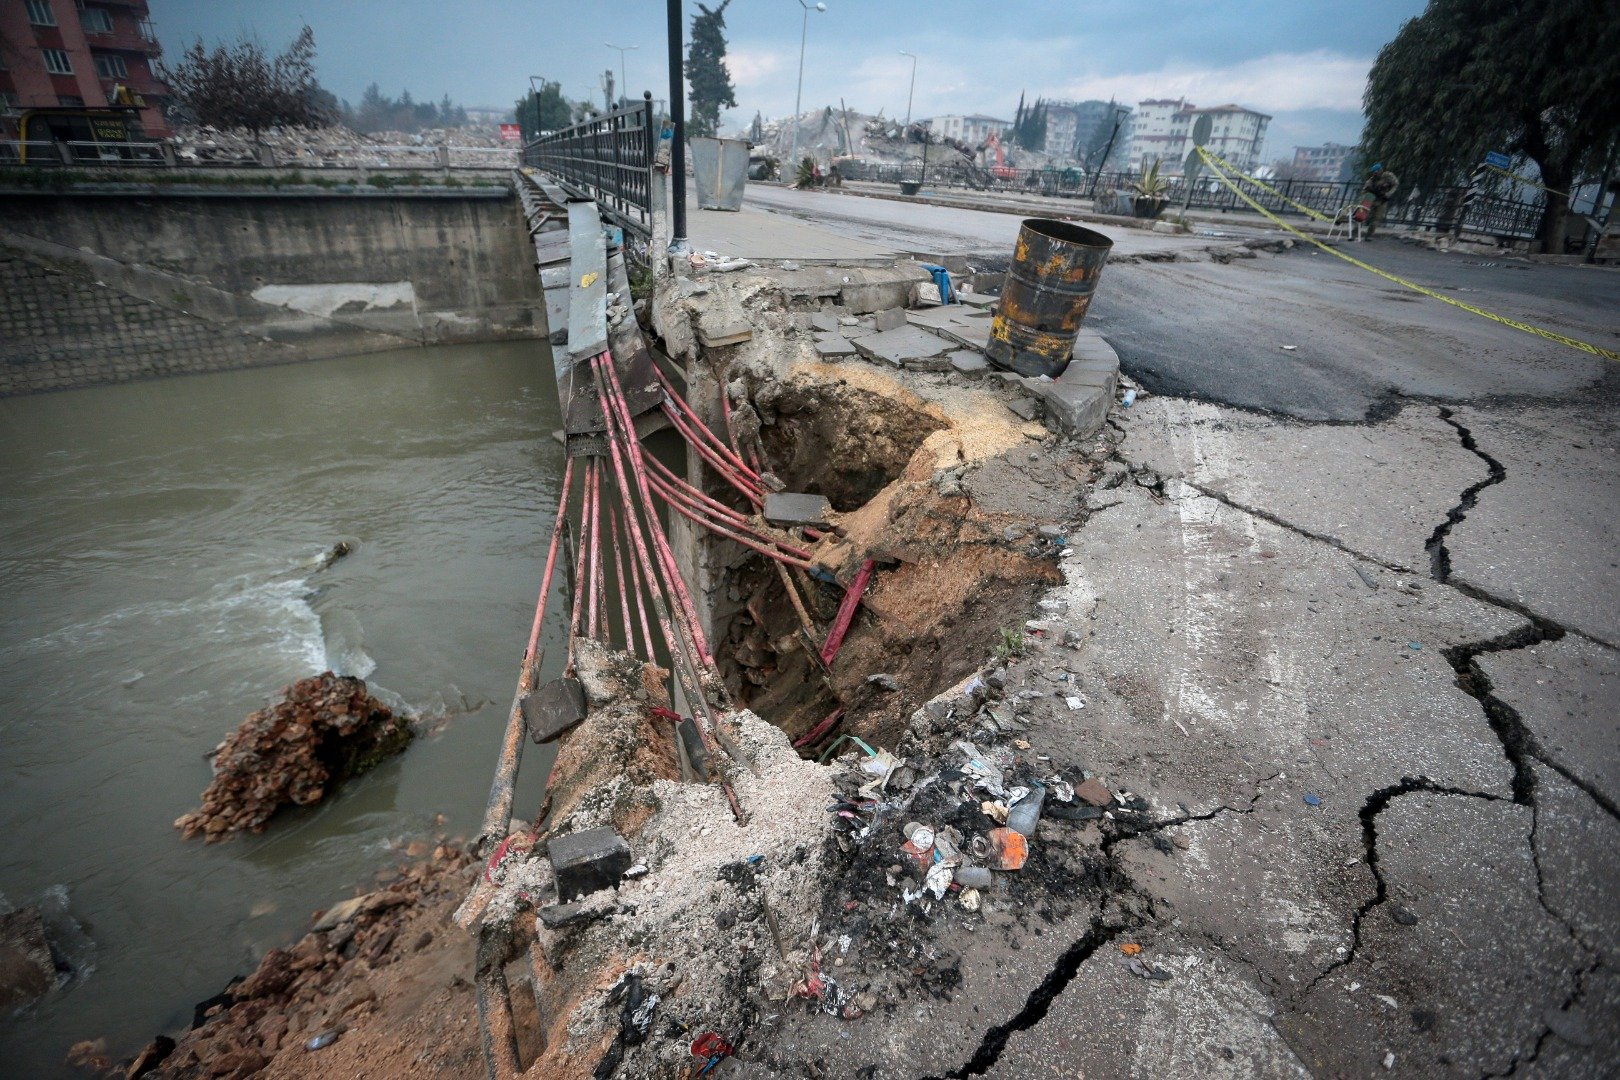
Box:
[0,342,569,1076]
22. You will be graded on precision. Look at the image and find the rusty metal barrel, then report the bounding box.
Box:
[987,219,1113,378]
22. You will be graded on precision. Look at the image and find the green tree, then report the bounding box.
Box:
[1362,0,1620,252]
[159,24,330,134]
[516,80,571,138]
[1013,96,1047,152]
[687,1,736,139]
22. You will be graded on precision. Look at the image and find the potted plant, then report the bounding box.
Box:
[1129,159,1170,219]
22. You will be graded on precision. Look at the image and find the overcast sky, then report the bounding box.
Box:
[151,0,1427,156]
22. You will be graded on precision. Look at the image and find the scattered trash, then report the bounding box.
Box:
[955,865,994,889]
[1303,793,1322,807]
[1120,942,1142,956]
[1280,344,1298,351]
[1383,1051,1396,1069]
[1121,388,1138,408]
[1045,778,1075,803]
[980,800,1010,824]
[1408,642,1422,651]
[1006,782,1046,837]
[1075,777,1113,806]
[607,971,659,1046]
[958,887,981,912]
[1125,957,1173,981]
[1065,696,1086,711]
[306,1027,345,1052]
[691,1031,735,1067]
[985,827,1028,871]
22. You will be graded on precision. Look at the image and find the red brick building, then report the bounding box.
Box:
[0,0,172,139]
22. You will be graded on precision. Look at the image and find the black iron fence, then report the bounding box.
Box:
[522,94,656,240]
[837,159,1546,240]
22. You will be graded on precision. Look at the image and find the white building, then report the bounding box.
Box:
[1125,99,1271,175]
[928,114,1011,146]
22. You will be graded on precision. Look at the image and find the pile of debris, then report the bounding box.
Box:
[169,123,517,169]
[174,673,412,841]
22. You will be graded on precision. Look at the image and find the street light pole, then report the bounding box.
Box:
[899,51,917,131]
[605,43,638,108]
[667,0,687,250]
[787,0,826,176]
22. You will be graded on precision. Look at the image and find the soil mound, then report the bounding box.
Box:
[176,673,411,841]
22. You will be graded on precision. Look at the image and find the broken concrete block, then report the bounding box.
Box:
[902,353,952,372]
[537,900,613,930]
[815,336,857,359]
[949,350,988,377]
[548,828,633,901]
[913,281,943,306]
[809,311,841,333]
[1007,397,1041,422]
[697,311,753,348]
[521,676,587,744]
[763,491,831,527]
[873,308,907,332]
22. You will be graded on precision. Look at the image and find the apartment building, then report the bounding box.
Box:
[928,113,1012,147]
[1126,99,1271,175]
[1292,142,1356,181]
[0,0,172,138]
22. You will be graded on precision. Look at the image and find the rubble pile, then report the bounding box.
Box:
[174,673,413,841]
[170,123,518,169]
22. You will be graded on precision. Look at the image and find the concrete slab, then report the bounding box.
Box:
[1119,399,1487,573]
[872,308,907,332]
[851,324,952,367]
[521,676,587,744]
[1532,763,1620,957]
[948,350,987,377]
[548,827,633,902]
[1478,635,1620,811]
[685,195,898,265]
[1448,404,1620,646]
[814,335,856,359]
[808,311,841,333]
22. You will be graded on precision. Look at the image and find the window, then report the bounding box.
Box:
[94,53,126,78]
[25,0,55,26]
[81,7,113,34]
[57,95,84,106]
[42,48,73,75]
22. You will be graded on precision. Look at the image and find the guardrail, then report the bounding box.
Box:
[0,139,518,171]
[522,94,656,240]
[837,159,1547,239]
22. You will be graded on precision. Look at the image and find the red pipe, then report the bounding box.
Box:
[646,453,754,526]
[584,460,601,641]
[646,470,813,560]
[619,503,654,659]
[793,707,844,748]
[567,463,589,664]
[650,479,814,568]
[609,502,636,657]
[820,558,876,666]
[598,354,713,663]
[591,465,608,641]
[661,402,764,506]
[654,363,762,484]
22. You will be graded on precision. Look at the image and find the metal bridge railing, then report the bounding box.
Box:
[522,94,656,240]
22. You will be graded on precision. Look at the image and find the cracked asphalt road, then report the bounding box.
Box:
[786,193,1616,1078]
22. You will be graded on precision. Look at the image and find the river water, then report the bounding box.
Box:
[0,342,569,1075]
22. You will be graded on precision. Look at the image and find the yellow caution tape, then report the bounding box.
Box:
[1194,147,1337,222]
[1195,147,1619,363]
[1483,164,1569,200]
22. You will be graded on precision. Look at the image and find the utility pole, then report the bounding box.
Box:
[787,0,826,175]
[899,51,917,131]
[605,43,638,109]
[667,0,687,252]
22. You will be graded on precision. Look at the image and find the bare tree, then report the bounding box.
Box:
[160,25,331,135]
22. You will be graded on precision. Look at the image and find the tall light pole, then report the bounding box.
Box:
[787,0,826,174]
[604,43,638,108]
[899,50,917,131]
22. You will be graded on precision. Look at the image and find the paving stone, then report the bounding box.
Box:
[548,828,633,901]
[520,676,587,743]
[809,311,841,333]
[1007,396,1041,422]
[852,324,952,367]
[763,491,832,527]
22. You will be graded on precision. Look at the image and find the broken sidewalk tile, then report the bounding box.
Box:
[1007,397,1041,422]
[948,350,988,377]
[763,491,831,528]
[809,311,841,333]
[814,336,857,359]
[537,900,613,930]
[520,676,587,744]
[851,325,952,367]
[696,311,754,348]
[547,827,634,901]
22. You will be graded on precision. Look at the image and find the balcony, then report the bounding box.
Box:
[85,25,162,55]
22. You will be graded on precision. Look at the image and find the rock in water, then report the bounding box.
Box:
[0,907,57,1009]
[175,673,411,841]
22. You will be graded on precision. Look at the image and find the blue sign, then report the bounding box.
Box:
[1484,151,1511,168]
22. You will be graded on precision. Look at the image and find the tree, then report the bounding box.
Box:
[1013,96,1047,152]
[516,80,572,138]
[1362,0,1620,252]
[687,1,736,139]
[160,24,330,134]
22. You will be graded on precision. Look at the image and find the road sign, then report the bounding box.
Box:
[1485,150,1510,168]
[1192,114,1213,147]
[1183,147,1203,180]
[499,123,521,144]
